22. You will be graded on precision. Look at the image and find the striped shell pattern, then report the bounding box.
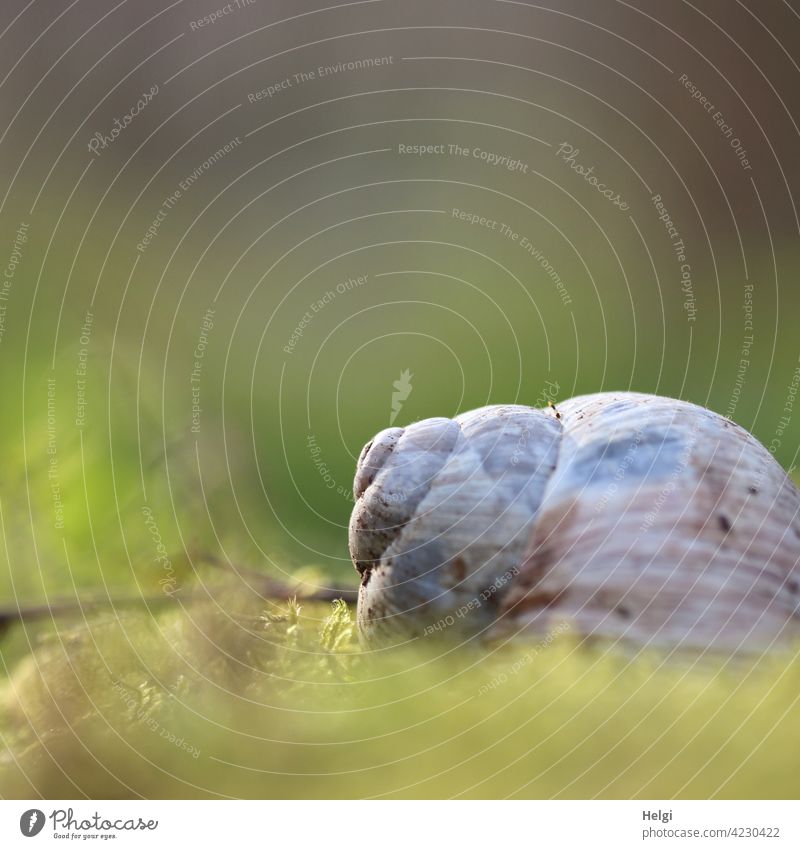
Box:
[349,393,800,652]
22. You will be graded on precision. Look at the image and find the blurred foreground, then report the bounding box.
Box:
[2,585,799,799]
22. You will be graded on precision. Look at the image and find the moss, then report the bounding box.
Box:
[1,587,798,799]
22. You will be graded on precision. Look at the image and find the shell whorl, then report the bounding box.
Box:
[349,393,800,651]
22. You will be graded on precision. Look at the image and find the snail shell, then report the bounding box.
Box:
[349,393,800,651]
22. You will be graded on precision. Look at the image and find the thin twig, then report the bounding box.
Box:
[0,558,357,636]
[192,550,358,603]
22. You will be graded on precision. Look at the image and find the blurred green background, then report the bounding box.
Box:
[0,0,799,798]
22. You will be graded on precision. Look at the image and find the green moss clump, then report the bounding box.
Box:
[1,586,799,799]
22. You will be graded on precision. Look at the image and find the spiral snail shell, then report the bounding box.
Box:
[349,392,800,651]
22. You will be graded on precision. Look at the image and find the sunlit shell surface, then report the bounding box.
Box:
[349,393,800,652]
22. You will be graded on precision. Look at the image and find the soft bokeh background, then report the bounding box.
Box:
[0,0,798,799]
